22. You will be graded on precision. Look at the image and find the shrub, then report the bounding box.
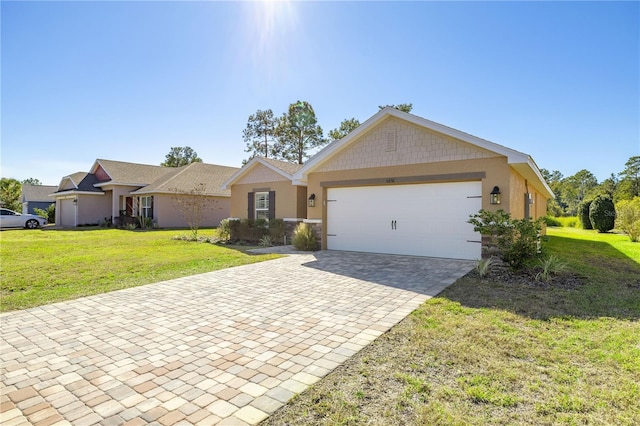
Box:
[228,219,269,242]
[578,200,593,229]
[34,204,56,224]
[269,219,286,243]
[615,197,640,242]
[259,235,273,247]
[535,255,568,282]
[558,216,578,228]
[468,209,543,269]
[217,219,231,241]
[475,257,494,278]
[544,216,562,227]
[589,195,616,233]
[292,222,318,251]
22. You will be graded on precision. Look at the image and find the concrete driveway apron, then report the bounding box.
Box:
[1,250,473,425]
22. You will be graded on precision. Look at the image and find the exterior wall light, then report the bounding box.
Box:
[73,198,78,205]
[308,193,316,207]
[490,186,501,205]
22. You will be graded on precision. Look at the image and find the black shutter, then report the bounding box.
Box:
[268,191,276,220]
[248,192,255,220]
[150,196,154,219]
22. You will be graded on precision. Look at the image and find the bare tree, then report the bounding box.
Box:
[170,183,215,239]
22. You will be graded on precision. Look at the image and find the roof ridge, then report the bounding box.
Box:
[147,164,192,189]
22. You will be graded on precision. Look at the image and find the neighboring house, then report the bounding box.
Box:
[21,184,57,214]
[51,159,238,228]
[226,107,553,260]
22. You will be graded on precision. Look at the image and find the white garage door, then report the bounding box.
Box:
[326,181,482,260]
[59,198,76,227]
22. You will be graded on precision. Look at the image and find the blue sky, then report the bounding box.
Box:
[2,1,638,185]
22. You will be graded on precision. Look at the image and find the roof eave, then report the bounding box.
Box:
[94,182,147,188]
[510,159,555,199]
[131,189,231,197]
[50,190,106,197]
[222,157,293,189]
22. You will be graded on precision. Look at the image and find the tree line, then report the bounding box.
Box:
[541,156,639,217]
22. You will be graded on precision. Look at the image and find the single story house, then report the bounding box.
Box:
[21,184,57,214]
[224,107,553,260]
[51,159,238,228]
[223,156,307,221]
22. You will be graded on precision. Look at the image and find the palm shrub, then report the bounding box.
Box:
[589,194,616,233]
[535,255,568,282]
[615,197,640,242]
[468,209,543,269]
[259,235,273,247]
[578,200,593,229]
[292,222,318,251]
[474,257,494,278]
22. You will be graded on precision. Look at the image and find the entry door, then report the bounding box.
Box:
[326,182,482,260]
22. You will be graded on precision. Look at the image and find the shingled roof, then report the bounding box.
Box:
[54,172,104,194]
[92,159,173,186]
[132,162,239,197]
[259,157,304,176]
[21,185,58,202]
[222,156,304,189]
[52,159,239,197]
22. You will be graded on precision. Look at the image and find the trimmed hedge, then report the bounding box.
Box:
[589,195,616,233]
[227,218,285,243]
[578,200,593,229]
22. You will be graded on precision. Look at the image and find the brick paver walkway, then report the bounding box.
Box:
[1,250,473,425]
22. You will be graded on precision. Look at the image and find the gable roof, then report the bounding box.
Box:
[21,185,58,202]
[132,162,239,197]
[62,172,88,189]
[91,159,173,187]
[53,172,104,195]
[293,107,553,198]
[222,157,304,189]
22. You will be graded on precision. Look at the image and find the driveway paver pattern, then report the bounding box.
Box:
[1,250,473,425]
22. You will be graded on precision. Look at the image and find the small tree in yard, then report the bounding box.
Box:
[170,183,214,240]
[615,197,640,242]
[468,209,543,269]
[589,194,616,233]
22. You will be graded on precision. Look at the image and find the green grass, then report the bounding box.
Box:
[265,227,640,425]
[0,228,280,312]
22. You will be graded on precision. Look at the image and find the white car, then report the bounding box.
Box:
[0,208,48,229]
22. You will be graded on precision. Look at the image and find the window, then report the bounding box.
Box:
[141,196,153,219]
[255,192,269,221]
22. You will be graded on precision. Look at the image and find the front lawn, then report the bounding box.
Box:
[0,228,279,312]
[264,227,640,425]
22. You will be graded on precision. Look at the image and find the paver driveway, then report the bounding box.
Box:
[1,250,473,425]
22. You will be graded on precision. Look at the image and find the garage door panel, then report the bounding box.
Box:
[60,199,75,227]
[327,182,481,260]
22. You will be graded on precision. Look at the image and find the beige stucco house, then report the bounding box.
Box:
[223,157,307,221]
[226,107,553,260]
[51,159,238,228]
